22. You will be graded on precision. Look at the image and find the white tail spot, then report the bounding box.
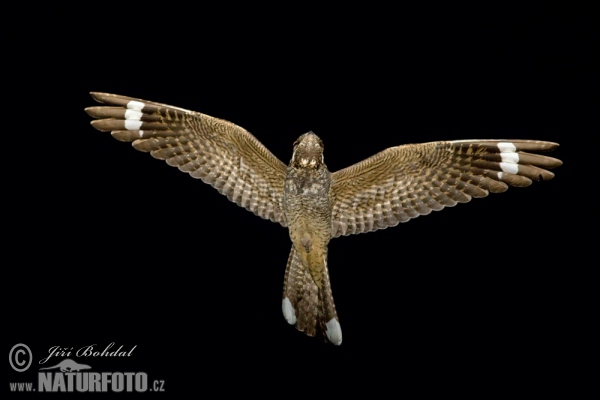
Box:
[326,318,342,345]
[282,297,296,325]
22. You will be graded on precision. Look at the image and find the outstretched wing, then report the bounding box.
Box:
[86,93,288,226]
[330,139,562,237]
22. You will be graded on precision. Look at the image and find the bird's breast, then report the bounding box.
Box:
[283,167,333,235]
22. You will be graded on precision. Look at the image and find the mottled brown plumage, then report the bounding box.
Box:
[87,92,288,225]
[86,92,562,345]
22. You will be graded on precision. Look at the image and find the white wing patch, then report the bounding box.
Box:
[499,162,518,174]
[126,100,145,111]
[124,103,144,131]
[497,142,517,152]
[500,152,519,164]
[124,109,143,120]
[124,120,142,130]
[498,142,519,174]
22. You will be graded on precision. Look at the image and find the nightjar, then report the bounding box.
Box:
[86,92,562,345]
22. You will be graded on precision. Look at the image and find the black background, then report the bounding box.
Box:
[6,2,595,393]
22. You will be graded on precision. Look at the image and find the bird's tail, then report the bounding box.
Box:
[282,246,342,345]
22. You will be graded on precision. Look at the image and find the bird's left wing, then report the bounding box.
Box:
[330,139,561,237]
[86,92,288,226]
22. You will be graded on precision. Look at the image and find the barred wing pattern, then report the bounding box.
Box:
[86,93,288,226]
[330,140,562,237]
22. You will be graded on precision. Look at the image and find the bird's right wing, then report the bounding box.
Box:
[86,92,288,226]
[330,139,562,237]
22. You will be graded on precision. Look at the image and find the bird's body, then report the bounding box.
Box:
[86,92,562,345]
[282,133,340,343]
[284,154,332,284]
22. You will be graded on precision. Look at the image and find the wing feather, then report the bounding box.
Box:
[330,140,561,237]
[86,92,288,226]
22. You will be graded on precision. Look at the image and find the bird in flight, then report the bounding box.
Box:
[86,92,562,345]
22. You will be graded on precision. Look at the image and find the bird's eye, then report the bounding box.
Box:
[293,140,299,147]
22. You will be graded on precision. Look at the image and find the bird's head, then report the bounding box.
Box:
[291,131,324,169]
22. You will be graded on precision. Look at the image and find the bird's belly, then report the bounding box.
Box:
[288,221,329,288]
[284,192,332,287]
[284,193,332,243]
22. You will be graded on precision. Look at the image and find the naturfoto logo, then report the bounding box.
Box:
[9,343,165,393]
[38,363,149,393]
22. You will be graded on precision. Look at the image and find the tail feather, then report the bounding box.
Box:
[282,246,342,345]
